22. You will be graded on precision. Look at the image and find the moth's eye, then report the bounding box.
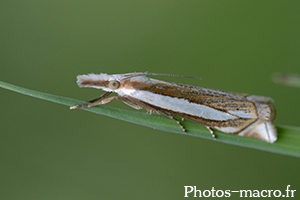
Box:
[108,80,120,89]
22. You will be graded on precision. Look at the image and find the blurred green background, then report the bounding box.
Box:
[1,0,300,199]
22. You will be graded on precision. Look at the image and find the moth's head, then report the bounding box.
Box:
[76,73,124,91]
[76,73,150,92]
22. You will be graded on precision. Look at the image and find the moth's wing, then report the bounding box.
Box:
[237,121,277,143]
[126,86,258,131]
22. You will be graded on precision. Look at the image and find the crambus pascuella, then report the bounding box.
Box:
[70,72,277,143]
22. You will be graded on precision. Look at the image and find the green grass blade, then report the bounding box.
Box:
[1,80,300,158]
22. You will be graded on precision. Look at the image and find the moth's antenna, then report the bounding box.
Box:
[122,72,202,80]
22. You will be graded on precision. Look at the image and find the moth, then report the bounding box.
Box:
[70,72,277,143]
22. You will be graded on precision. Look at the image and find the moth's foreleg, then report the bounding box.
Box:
[70,95,117,109]
[88,92,112,103]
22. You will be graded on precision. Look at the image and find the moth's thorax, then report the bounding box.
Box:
[120,76,152,88]
[115,76,156,96]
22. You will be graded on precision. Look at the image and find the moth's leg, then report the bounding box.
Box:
[88,92,112,103]
[70,95,117,109]
[118,96,186,133]
[204,126,216,140]
[70,92,112,109]
[161,112,186,133]
[116,96,142,110]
